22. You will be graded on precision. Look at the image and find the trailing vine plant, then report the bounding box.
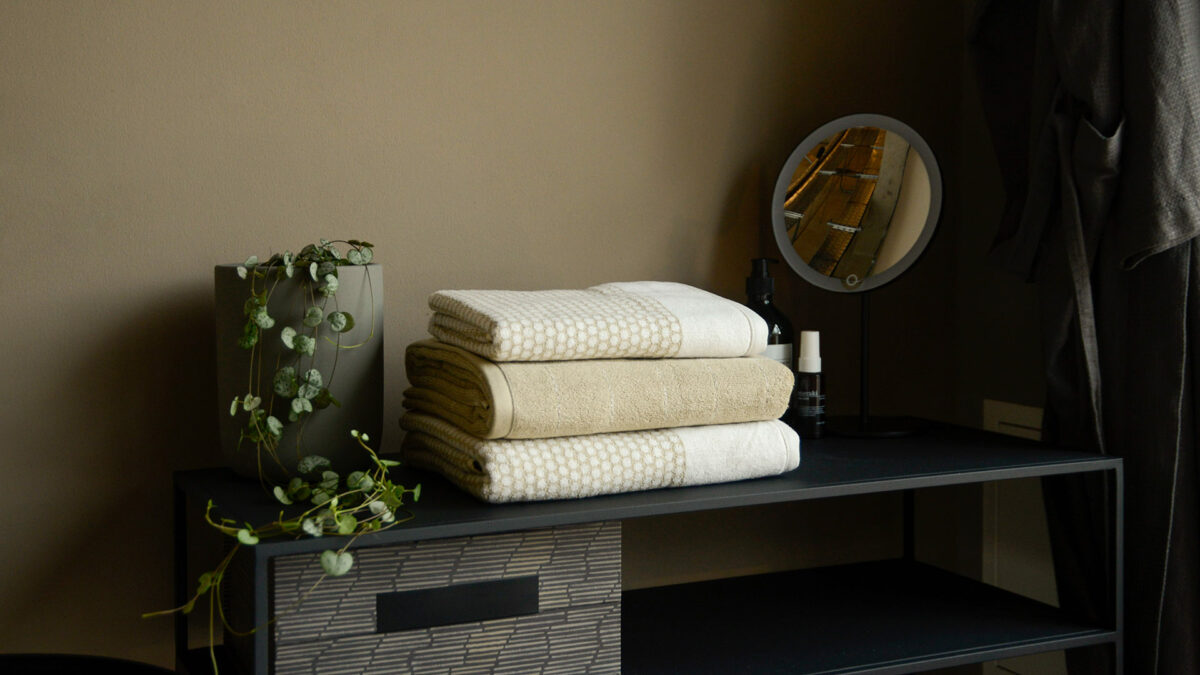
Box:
[145,240,421,674]
[146,432,421,672]
[230,238,376,476]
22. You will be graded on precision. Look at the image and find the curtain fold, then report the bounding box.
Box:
[971,0,1200,672]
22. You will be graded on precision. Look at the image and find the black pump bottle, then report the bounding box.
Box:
[745,258,795,371]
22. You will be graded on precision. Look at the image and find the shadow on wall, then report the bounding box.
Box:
[0,288,217,663]
[702,162,769,297]
[648,2,821,296]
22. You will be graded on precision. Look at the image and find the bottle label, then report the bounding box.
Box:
[763,344,793,369]
[791,389,825,418]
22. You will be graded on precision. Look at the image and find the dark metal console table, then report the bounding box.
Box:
[174,422,1123,674]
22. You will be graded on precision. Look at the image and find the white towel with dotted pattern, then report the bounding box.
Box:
[427,281,768,362]
[399,412,800,503]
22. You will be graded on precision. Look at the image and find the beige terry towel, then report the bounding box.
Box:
[403,339,794,439]
[400,412,800,503]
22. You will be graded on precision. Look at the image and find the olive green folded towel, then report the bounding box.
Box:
[403,339,794,439]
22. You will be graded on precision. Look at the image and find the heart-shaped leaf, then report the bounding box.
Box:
[335,513,357,535]
[238,321,258,349]
[266,415,283,437]
[359,247,373,263]
[303,306,324,328]
[308,262,319,280]
[296,455,331,474]
[244,255,259,268]
[346,471,373,492]
[319,274,339,297]
[241,394,261,412]
[301,518,323,537]
[236,528,259,546]
[252,306,274,330]
[368,500,395,523]
[286,477,311,501]
[280,326,296,350]
[312,388,339,410]
[299,370,322,399]
[346,248,364,265]
[320,550,354,577]
[303,369,323,388]
[272,486,292,505]
[291,397,313,415]
[273,367,298,397]
[293,335,315,356]
[327,311,354,333]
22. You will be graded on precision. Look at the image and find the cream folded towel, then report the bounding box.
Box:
[399,412,800,503]
[427,281,768,362]
[403,339,793,439]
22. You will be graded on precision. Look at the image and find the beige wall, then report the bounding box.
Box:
[0,0,1004,667]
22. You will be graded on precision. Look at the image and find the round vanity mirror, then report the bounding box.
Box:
[771,114,942,293]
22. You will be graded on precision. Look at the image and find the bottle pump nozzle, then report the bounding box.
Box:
[747,258,778,296]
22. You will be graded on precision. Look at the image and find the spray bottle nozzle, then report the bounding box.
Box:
[798,330,821,373]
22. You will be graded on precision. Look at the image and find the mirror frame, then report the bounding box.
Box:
[771,113,942,293]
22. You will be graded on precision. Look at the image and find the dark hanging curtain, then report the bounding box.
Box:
[971,0,1200,673]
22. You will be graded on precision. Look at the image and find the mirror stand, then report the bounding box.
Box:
[827,293,924,437]
[771,114,942,439]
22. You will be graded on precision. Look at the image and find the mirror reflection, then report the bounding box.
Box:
[782,125,930,287]
[772,114,940,294]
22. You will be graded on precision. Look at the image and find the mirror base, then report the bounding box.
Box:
[827,415,925,438]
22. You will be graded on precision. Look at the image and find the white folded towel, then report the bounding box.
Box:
[427,281,768,362]
[400,412,800,503]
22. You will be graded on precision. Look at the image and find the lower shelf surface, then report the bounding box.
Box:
[178,645,239,675]
[622,559,1115,674]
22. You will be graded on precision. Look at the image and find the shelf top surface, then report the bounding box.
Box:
[177,422,1120,555]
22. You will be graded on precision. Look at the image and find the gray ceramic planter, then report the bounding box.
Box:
[214,263,384,479]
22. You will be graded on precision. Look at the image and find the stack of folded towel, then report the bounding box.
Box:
[399,281,800,503]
